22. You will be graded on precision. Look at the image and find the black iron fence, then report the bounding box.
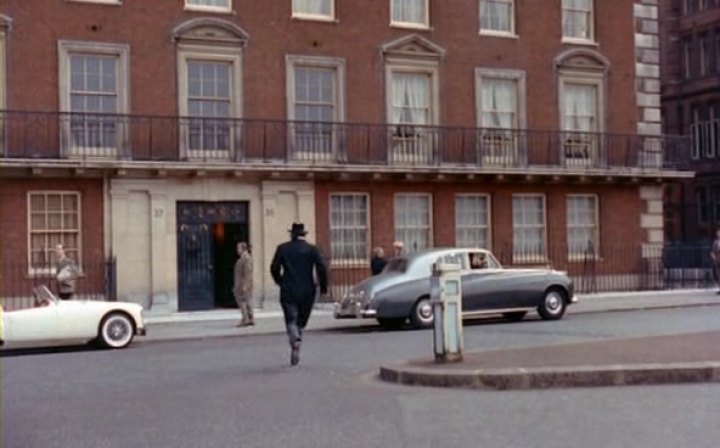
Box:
[0,258,117,311]
[0,110,692,171]
[322,243,716,301]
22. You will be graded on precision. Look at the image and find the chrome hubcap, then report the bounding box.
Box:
[546,293,561,312]
[419,302,433,320]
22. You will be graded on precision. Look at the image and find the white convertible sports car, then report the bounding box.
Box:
[0,285,146,350]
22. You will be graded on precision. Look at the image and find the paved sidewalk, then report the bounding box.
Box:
[379,331,720,391]
[140,289,720,344]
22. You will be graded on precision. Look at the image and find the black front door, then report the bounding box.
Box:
[177,223,214,311]
[177,201,250,311]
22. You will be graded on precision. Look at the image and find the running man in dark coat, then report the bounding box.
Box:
[270,222,329,366]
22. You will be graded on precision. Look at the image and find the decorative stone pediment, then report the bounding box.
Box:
[172,18,249,47]
[555,49,610,73]
[381,34,446,60]
[0,14,12,30]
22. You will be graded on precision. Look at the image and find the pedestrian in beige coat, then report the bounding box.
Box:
[233,242,254,327]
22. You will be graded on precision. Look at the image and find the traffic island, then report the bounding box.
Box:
[379,331,720,391]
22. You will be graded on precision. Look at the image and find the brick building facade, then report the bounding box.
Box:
[660,0,720,242]
[0,0,691,311]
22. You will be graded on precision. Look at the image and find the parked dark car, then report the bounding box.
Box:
[334,248,577,329]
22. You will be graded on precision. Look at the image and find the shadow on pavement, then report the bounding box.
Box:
[0,344,104,358]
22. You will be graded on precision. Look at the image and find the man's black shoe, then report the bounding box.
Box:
[290,347,300,366]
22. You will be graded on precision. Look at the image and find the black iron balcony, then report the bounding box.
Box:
[0,110,692,172]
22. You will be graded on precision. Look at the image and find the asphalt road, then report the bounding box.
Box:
[2,306,720,448]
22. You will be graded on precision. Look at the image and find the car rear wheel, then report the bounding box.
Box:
[410,297,434,329]
[377,318,406,330]
[502,311,527,322]
[537,289,567,320]
[98,313,135,349]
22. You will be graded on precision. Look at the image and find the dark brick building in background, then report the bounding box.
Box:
[0,1,692,311]
[661,0,720,242]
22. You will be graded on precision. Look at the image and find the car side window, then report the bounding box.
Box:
[442,253,467,269]
[469,252,490,270]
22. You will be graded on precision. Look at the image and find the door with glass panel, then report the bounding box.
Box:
[293,66,336,161]
[186,61,234,160]
[390,72,433,165]
[480,77,519,166]
[69,54,121,157]
[562,83,599,167]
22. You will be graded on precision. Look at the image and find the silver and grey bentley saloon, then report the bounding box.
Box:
[334,248,577,329]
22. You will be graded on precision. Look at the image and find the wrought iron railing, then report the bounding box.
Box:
[321,243,715,301]
[0,258,116,311]
[0,110,693,171]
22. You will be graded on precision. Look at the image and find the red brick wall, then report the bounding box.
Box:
[2,0,638,133]
[0,178,105,298]
[315,180,644,273]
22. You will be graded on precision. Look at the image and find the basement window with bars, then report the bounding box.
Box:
[28,192,82,273]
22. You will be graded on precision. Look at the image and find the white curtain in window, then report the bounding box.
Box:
[293,0,332,15]
[393,0,426,24]
[563,84,596,132]
[395,195,431,252]
[563,0,591,39]
[392,73,430,125]
[482,78,516,129]
[456,196,489,248]
[567,196,597,255]
[513,196,545,257]
[481,0,512,32]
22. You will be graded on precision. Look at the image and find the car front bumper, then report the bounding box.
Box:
[333,301,377,319]
[570,295,579,304]
[137,326,147,336]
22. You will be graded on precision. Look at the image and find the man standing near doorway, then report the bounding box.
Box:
[233,242,254,327]
[270,222,329,366]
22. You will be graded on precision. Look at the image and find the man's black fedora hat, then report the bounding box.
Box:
[289,222,308,236]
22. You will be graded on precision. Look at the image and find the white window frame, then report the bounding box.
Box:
[390,0,430,29]
[177,44,243,159]
[558,71,605,167]
[561,0,595,44]
[475,68,526,166]
[479,0,516,38]
[58,40,130,158]
[27,191,83,275]
[455,194,492,250]
[286,55,346,161]
[66,0,122,5]
[566,194,599,260]
[292,0,335,21]
[329,192,371,265]
[385,61,440,165]
[184,0,232,13]
[394,193,433,252]
[512,194,547,263]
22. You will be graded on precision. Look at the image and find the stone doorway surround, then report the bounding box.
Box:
[109,178,315,313]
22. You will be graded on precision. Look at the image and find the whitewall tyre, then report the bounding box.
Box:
[99,313,135,349]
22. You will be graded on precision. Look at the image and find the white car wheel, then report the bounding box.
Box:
[99,313,135,349]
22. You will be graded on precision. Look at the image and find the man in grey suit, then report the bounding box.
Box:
[233,242,254,327]
[270,223,329,366]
